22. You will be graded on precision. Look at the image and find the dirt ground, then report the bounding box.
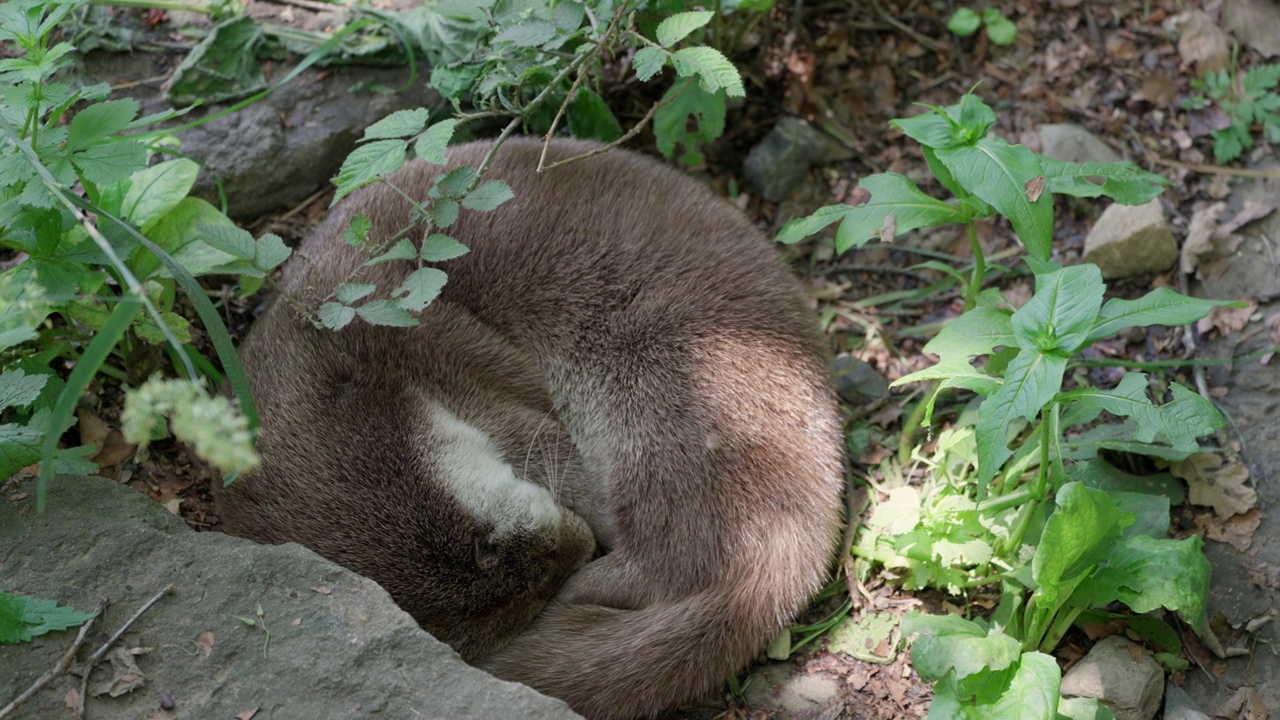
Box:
[50,0,1280,718]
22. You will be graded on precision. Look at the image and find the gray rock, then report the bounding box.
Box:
[78,51,443,218]
[0,474,582,720]
[1060,636,1165,720]
[742,661,843,715]
[1083,199,1178,279]
[1163,681,1211,720]
[743,118,853,203]
[1038,124,1122,165]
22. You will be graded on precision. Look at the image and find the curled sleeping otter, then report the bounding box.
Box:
[215,138,844,719]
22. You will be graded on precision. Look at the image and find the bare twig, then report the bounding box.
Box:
[75,585,174,718]
[0,601,105,720]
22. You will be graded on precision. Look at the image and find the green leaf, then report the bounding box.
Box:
[1032,482,1121,611]
[936,139,1054,260]
[654,81,725,164]
[332,139,407,205]
[776,173,968,251]
[1060,373,1223,454]
[494,19,557,47]
[1059,696,1119,720]
[66,99,139,152]
[1039,158,1168,205]
[356,300,419,327]
[431,197,460,228]
[984,14,1018,46]
[121,158,200,234]
[254,233,290,272]
[990,652,1059,717]
[1072,535,1210,629]
[551,0,585,31]
[1086,288,1239,345]
[567,88,624,142]
[655,10,713,47]
[925,307,1016,359]
[902,612,1021,682]
[343,214,373,247]
[420,234,470,262]
[198,224,256,261]
[461,180,513,211]
[0,592,97,644]
[436,166,477,197]
[319,302,356,330]
[70,141,148,186]
[335,283,376,304]
[0,367,48,411]
[634,47,669,82]
[362,108,428,141]
[1011,265,1105,355]
[363,239,419,267]
[891,95,996,150]
[946,8,981,36]
[671,47,745,97]
[415,119,458,165]
[975,349,1067,482]
[393,267,448,311]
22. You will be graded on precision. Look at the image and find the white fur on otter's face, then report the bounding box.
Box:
[424,403,566,545]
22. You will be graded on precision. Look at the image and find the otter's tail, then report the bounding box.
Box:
[478,557,821,720]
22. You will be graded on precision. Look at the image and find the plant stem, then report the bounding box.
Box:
[964,220,984,310]
[896,385,933,468]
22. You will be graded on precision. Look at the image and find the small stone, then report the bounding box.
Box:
[1082,199,1177,279]
[742,662,842,714]
[1060,636,1165,720]
[1038,124,1122,165]
[743,118,853,203]
[1163,682,1210,720]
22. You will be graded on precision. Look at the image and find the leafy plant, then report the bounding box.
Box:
[0,591,96,644]
[0,0,264,502]
[1182,63,1280,163]
[947,7,1018,47]
[781,94,1236,713]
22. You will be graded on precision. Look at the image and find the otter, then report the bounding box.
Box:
[215,138,844,720]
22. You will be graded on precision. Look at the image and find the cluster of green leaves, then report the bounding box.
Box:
[946,7,1017,47]
[0,591,96,644]
[1182,63,1280,163]
[424,0,752,165]
[0,0,263,500]
[782,95,1231,714]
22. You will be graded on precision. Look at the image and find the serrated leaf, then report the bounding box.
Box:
[356,300,419,327]
[362,108,428,140]
[0,592,97,644]
[634,47,669,82]
[343,214,373,247]
[936,139,1054,260]
[415,119,457,165]
[1086,289,1239,345]
[133,311,192,345]
[551,0,585,31]
[393,267,448,311]
[431,197,460,228]
[363,239,419,267]
[670,47,744,97]
[198,224,257,261]
[332,140,407,205]
[420,234,469,262]
[655,10,713,47]
[0,367,47,411]
[1011,265,1105,355]
[494,19,557,47]
[66,99,139,152]
[975,350,1068,483]
[254,233,290,271]
[319,302,356,330]
[1060,373,1223,454]
[654,81,725,163]
[462,180,514,211]
[70,141,148,186]
[335,283,377,304]
[436,166,477,197]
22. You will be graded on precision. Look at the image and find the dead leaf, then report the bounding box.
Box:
[163,498,182,516]
[196,631,214,657]
[311,586,333,596]
[1173,453,1257,518]
[1199,508,1262,551]
[1173,10,1232,75]
[1181,201,1227,274]
[878,213,896,243]
[89,646,149,698]
[64,687,80,709]
[1025,176,1045,202]
[1197,300,1259,336]
[1223,0,1280,57]
[77,408,111,450]
[236,708,260,720]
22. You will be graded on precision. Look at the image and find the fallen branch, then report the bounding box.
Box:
[0,600,105,720]
[75,585,174,718]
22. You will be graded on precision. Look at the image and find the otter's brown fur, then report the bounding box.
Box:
[216,138,843,719]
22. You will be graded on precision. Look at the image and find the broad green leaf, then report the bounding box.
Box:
[462,180,513,211]
[1070,459,1184,506]
[493,19,556,47]
[420,234,469,262]
[1060,421,1200,463]
[936,139,1054,260]
[634,47,668,82]
[198,224,256,261]
[356,300,419,327]
[70,141,148,186]
[319,302,355,330]
[0,367,47,410]
[671,47,745,97]
[891,95,996,150]
[567,88,624,142]
[133,311,192,345]
[923,306,1016,360]
[868,486,922,534]
[1040,158,1168,205]
[436,166,477,197]
[1059,696,1119,720]
[66,99,139,151]
[777,173,967,250]
[947,8,981,36]
[415,119,457,165]
[363,239,419,267]
[903,612,1021,682]
[332,139,407,205]
[1072,535,1210,629]
[1011,265,1104,355]
[393,267,448,311]
[335,283,377,304]
[975,350,1067,482]
[551,0,585,30]
[1032,482,1121,611]
[431,197,460,228]
[984,14,1018,46]
[655,10,712,47]
[141,198,239,278]
[254,233,290,271]
[120,158,200,234]
[989,652,1059,718]
[1060,373,1222,454]
[653,81,725,163]
[362,108,428,140]
[1086,288,1240,345]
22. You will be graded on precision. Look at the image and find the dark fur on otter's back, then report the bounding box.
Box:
[216,138,844,720]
